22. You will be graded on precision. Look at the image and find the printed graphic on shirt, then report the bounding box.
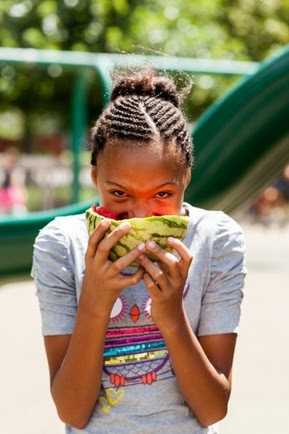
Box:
[98,387,125,413]
[102,282,190,389]
[103,324,174,388]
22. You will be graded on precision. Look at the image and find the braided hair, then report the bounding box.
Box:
[88,70,193,169]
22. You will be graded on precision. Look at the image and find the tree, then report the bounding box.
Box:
[1,0,289,147]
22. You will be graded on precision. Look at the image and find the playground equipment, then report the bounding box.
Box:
[188,46,289,212]
[0,46,289,277]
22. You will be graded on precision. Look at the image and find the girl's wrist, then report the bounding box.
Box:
[78,298,112,324]
[78,286,114,321]
[156,308,189,338]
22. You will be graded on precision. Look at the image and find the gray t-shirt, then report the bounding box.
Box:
[32,202,246,434]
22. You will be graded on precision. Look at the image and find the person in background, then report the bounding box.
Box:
[248,164,289,226]
[0,147,27,215]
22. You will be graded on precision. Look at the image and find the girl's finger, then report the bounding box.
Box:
[138,253,168,288]
[144,240,180,280]
[143,272,161,297]
[110,242,146,273]
[119,265,145,288]
[86,219,110,259]
[167,237,193,272]
[96,221,132,262]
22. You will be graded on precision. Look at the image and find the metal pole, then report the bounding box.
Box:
[71,69,91,203]
[94,58,114,107]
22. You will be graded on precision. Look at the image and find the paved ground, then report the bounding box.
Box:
[0,222,289,434]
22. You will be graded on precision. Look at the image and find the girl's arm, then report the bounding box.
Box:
[43,220,145,430]
[158,318,236,427]
[138,238,239,427]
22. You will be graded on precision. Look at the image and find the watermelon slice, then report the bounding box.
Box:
[92,205,119,220]
[86,206,189,266]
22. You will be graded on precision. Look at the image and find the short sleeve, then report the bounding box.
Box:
[197,214,246,336]
[32,219,77,336]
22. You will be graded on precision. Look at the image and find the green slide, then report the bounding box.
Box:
[1,46,289,277]
[188,44,289,212]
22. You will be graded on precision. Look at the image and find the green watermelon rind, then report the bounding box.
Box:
[85,208,189,266]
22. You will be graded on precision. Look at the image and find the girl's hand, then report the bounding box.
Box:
[82,219,145,315]
[138,238,193,332]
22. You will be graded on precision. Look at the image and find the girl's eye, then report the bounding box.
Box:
[155,192,172,198]
[112,190,127,197]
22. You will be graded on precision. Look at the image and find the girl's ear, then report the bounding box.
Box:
[184,169,191,189]
[91,166,98,188]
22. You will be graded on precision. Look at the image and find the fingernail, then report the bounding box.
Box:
[167,237,175,243]
[137,242,145,251]
[100,219,109,227]
[120,222,131,230]
[147,240,156,249]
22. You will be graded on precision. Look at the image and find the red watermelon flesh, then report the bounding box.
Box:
[92,205,119,220]
[92,206,167,220]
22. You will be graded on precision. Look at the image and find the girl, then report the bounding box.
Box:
[32,70,246,433]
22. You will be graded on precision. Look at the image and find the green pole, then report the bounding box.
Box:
[70,60,112,205]
[94,58,114,107]
[71,69,91,204]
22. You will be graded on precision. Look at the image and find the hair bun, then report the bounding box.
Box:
[111,70,180,108]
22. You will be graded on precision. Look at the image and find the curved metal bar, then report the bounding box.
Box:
[0,47,259,76]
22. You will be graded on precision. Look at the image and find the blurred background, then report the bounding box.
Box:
[0,1,289,434]
[0,0,288,219]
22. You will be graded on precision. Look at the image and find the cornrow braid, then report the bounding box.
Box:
[88,70,193,168]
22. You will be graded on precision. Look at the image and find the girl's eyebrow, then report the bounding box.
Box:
[104,181,127,187]
[105,181,178,188]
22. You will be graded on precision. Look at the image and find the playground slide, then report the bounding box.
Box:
[1,46,289,277]
[188,44,289,212]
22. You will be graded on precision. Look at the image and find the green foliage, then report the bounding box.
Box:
[1,0,288,57]
[1,0,289,139]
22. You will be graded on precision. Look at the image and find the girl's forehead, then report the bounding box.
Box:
[101,139,182,164]
[96,140,186,185]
